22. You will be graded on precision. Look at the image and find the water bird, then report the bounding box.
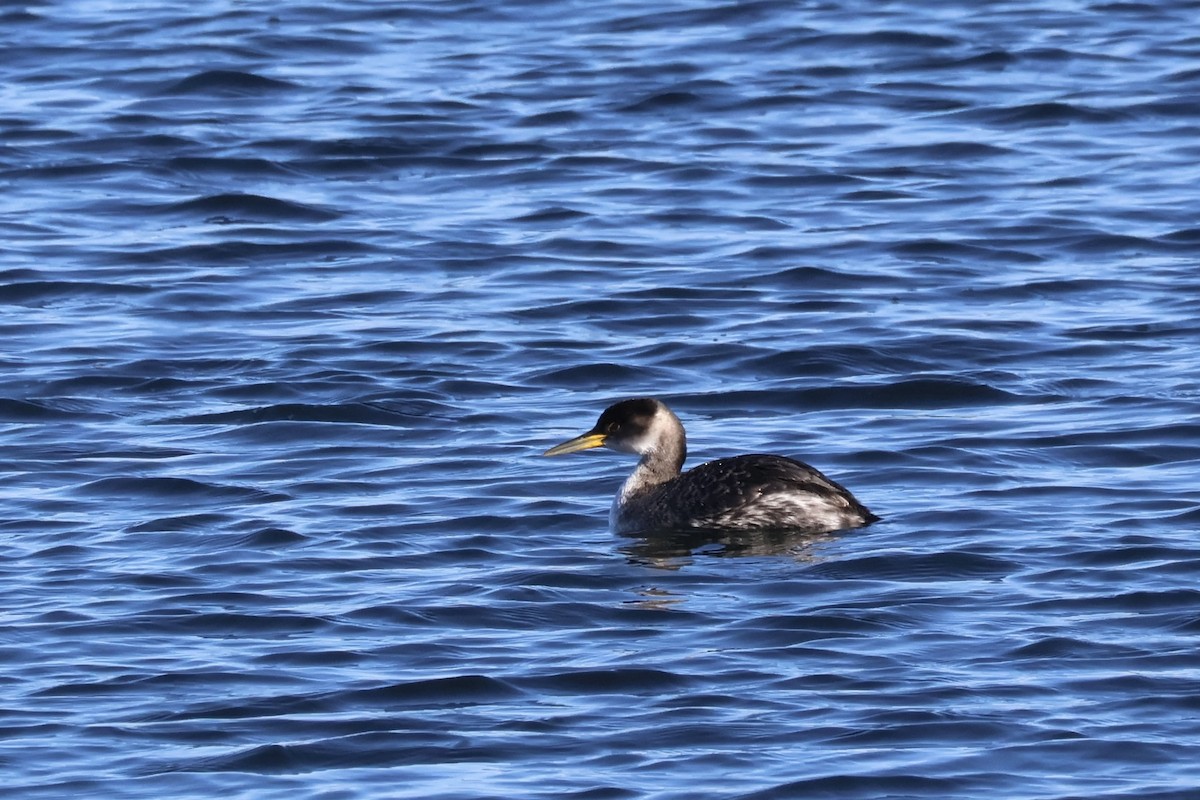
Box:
[544,398,877,535]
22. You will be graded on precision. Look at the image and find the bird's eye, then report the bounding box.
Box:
[606,422,620,434]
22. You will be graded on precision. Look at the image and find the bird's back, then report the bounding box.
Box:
[614,454,877,534]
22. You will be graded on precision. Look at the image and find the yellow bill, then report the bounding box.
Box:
[543,431,606,457]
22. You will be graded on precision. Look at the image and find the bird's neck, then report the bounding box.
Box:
[621,436,686,497]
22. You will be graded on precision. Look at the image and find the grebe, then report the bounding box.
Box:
[544,398,877,534]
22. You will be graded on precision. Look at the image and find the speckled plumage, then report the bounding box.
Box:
[612,453,876,534]
[545,398,878,535]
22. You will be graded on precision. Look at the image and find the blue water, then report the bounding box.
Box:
[3,1,1200,797]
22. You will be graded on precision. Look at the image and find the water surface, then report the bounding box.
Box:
[3,1,1200,798]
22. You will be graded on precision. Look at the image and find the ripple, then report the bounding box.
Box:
[157,193,342,223]
[159,69,298,96]
[164,401,447,427]
[73,477,287,503]
[808,550,1021,582]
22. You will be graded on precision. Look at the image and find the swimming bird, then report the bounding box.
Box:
[544,398,877,535]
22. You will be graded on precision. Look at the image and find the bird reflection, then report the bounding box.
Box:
[618,525,840,570]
